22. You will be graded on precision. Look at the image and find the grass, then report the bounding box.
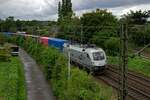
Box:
[0,57,26,100]
[99,83,114,100]
[108,56,150,77]
[94,78,117,100]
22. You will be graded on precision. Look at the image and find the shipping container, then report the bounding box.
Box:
[48,38,67,50]
[3,32,13,37]
[40,37,49,46]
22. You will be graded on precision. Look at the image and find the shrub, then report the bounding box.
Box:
[0,43,11,61]
[0,33,6,45]
[91,30,117,48]
[104,37,120,56]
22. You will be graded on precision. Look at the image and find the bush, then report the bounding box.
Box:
[0,43,11,62]
[131,29,150,46]
[104,37,120,56]
[0,33,6,45]
[91,30,114,48]
[51,55,102,100]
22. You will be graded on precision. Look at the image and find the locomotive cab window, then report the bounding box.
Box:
[93,52,104,61]
[11,46,19,56]
[12,47,19,52]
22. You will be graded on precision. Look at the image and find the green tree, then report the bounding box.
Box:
[0,19,2,32]
[57,16,81,40]
[57,0,77,40]
[0,33,5,45]
[58,0,73,22]
[16,19,23,31]
[58,1,62,22]
[122,10,150,25]
[131,25,150,46]
[65,0,73,17]
[81,9,118,43]
[104,37,120,56]
[3,16,16,32]
[121,10,150,46]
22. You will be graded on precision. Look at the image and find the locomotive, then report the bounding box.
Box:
[63,43,107,73]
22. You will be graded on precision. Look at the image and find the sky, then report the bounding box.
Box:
[0,0,150,21]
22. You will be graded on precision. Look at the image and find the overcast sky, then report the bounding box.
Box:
[0,0,150,20]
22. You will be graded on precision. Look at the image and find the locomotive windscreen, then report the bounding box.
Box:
[12,47,19,52]
[93,52,105,61]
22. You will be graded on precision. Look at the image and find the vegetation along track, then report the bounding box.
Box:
[95,65,150,100]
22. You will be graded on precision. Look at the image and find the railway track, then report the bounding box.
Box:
[95,65,150,100]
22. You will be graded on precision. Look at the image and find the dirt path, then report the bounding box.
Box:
[19,49,56,100]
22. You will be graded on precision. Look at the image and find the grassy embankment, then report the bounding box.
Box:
[108,56,150,77]
[0,57,26,100]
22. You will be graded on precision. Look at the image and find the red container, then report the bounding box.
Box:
[40,37,49,46]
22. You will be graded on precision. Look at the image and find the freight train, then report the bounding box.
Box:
[2,32,107,73]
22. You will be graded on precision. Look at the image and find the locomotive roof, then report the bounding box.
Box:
[69,44,104,53]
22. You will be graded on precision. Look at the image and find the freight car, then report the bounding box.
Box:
[48,38,67,50]
[39,36,67,50]
[63,43,107,73]
[3,32,68,51]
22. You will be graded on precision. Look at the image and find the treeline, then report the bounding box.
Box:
[57,0,150,54]
[57,0,150,55]
[0,17,57,36]
[58,8,150,55]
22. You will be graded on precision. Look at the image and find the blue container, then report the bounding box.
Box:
[3,32,13,37]
[48,38,67,50]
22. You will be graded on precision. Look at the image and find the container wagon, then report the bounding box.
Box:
[48,38,68,50]
[40,37,49,46]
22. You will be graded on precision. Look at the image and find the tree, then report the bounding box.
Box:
[58,1,62,22]
[3,16,17,32]
[57,16,81,41]
[80,9,118,43]
[65,0,73,17]
[16,19,22,31]
[104,37,120,55]
[131,25,150,46]
[121,10,150,46]
[122,10,150,25]
[58,0,73,22]
[0,33,5,45]
[0,19,2,32]
[57,0,75,40]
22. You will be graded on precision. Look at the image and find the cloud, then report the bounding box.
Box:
[0,0,149,20]
[72,0,150,10]
[0,0,58,20]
